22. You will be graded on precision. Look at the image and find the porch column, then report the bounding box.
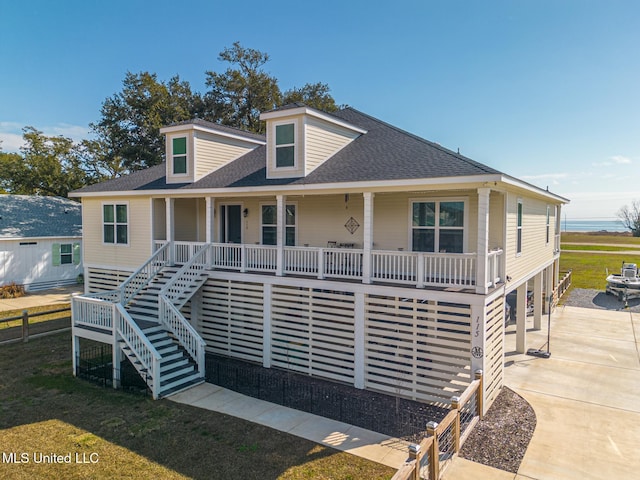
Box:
[276,195,285,276]
[533,270,543,330]
[165,198,175,264]
[205,197,215,243]
[470,302,488,413]
[476,188,491,294]
[362,192,374,284]
[515,282,528,353]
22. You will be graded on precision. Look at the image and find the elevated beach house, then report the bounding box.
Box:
[0,195,82,291]
[70,104,567,407]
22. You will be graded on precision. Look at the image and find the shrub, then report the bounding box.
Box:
[0,282,26,299]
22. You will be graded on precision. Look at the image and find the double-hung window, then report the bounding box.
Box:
[103,204,128,244]
[516,199,523,255]
[172,137,187,175]
[275,123,295,168]
[546,205,550,244]
[411,200,465,253]
[261,204,296,246]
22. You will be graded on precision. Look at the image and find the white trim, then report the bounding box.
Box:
[218,202,244,244]
[260,106,368,135]
[170,135,189,177]
[101,201,130,246]
[259,201,298,246]
[160,123,266,145]
[408,196,469,253]
[274,121,297,170]
[70,173,568,202]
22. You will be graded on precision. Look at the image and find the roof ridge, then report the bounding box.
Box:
[340,107,500,175]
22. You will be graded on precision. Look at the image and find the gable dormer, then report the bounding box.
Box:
[260,104,367,179]
[160,120,266,184]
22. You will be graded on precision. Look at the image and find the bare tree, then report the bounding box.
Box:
[617,200,640,237]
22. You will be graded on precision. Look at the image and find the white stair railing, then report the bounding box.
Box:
[159,243,208,375]
[113,303,162,399]
[120,243,170,305]
[158,297,206,375]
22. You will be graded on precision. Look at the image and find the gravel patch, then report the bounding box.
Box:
[459,387,535,473]
[563,288,640,312]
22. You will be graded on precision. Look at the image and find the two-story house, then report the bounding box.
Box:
[70,104,567,411]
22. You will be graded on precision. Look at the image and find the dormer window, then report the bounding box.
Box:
[172,137,187,175]
[275,123,295,168]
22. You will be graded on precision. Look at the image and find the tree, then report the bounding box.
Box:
[92,72,202,171]
[282,82,339,112]
[204,42,281,134]
[617,200,640,237]
[0,127,90,197]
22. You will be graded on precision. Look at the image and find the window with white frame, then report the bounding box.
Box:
[172,137,187,175]
[52,242,80,266]
[517,199,523,255]
[261,204,296,246]
[103,204,128,244]
[546,205,550,244]
[275,123,295,168]
[411,200,465,253]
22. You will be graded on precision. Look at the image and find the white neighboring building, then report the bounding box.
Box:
[0,195,83,291]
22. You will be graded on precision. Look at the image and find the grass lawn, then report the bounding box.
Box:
[559,232,640,291]
[561,244,640,252]
[0,332,395,480]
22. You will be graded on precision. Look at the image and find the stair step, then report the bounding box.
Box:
[160,370,202,390]
[160,377,205,398]
[161,363,196,382]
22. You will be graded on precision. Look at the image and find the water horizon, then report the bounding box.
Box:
[561,219,627,233]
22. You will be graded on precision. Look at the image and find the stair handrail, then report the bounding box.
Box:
[158,243,209,375]
[159,243,210,308]
[113,302,162,399]
[120,242,170,306]
[158,295,206,375]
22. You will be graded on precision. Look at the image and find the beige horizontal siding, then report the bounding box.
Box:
[304,116,360,175]
[194,131,256,180]
[82,197,152,270]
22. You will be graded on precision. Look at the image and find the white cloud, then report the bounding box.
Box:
[0,121,90,152]
[592,155,633,167]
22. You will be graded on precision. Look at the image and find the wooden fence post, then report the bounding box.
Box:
[475,370,484,419]
[451,396,461,453]
[408,443,421,480]
[22,309,29,343]
[427,421,439,480]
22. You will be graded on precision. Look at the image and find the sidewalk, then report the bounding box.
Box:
[0,285,82,313]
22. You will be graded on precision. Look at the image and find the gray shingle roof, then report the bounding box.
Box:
[0,195,82,239]
[168,118,266,143]
[72,107,503,194]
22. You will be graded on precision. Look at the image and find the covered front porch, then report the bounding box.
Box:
[151,188,505,293]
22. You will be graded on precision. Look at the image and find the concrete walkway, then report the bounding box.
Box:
[169,382,411,469]
[0,285,82,313]
[444,305,640,480]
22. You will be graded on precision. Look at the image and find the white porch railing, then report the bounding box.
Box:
[157,241,504,290]
[72,295,114,330]
[114,303,162,399]
[159,297,205,375]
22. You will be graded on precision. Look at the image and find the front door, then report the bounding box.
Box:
[220,205,242,243]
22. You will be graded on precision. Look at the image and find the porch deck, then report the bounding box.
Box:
[156,241,504,291]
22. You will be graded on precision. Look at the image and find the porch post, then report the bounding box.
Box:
[362,192,374,284]
[533,270,543,330]
[470,303,487,385]
[165,198,175,264]
[476,188,490,294]
[205,196,215,243]
[276,195,285,276]
[516,282,528,353]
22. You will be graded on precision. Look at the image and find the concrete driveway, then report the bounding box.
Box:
[445,305,640,479]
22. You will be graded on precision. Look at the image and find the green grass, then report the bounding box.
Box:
[561,244,640,252]
[561,231,640,245]
[0,332,395,480]
[560,252,639,291]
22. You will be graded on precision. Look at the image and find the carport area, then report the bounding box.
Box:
[505,305,640,479]
[446,305,640,479]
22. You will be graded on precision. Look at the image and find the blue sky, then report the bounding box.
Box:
[1,0,639,221]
